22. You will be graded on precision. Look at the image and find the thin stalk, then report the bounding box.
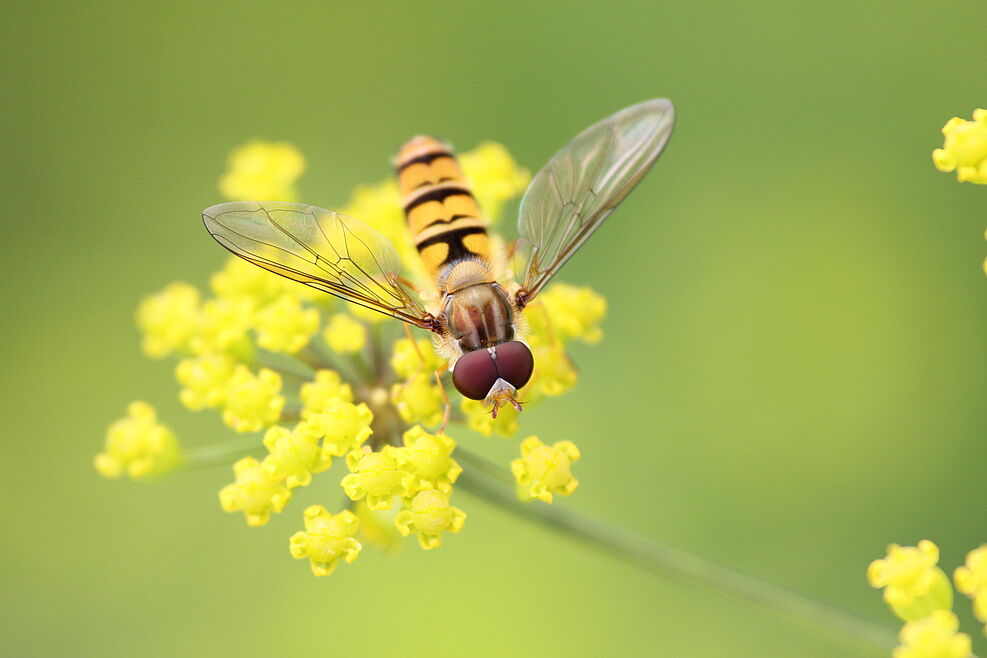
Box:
[179,436,264,471]
[454,448,897,655]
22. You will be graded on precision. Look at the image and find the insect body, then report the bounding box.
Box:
[203,99,675,416]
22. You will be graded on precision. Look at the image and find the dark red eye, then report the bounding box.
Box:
[452,349,499,400]
[492,341,534,390]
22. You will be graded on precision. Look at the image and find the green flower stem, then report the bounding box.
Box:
[178,436,264,471]
[454,448,897,655]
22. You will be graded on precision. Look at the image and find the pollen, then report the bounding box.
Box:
[95,401,181,480]
[219,139,306,201]
[932,109,987,184]
[868,540,954,621]
[289,506,362,576]
[510,436,580,503]
[219,456,291,527]
[395,489,466,550]
[135,282,201,358]
[323,313,367,354]
[221,365,285,433]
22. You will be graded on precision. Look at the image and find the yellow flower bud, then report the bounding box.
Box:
[323,313,367,354]
[341,446,415,511]
[261,425,331,488]
[955,544,987,628]
[460,141,530,223]
[299,369,353,416]
[221,366,284,433]
[390,337,443,379]
[302,399,373,456]
[397,426,462,494]
[189,298,253,358]
[219,139,306,201]
[254,294,320,354]
[219,456,291,526]
[528,283,607,345]
[511,436,580,503]
[390,372,444,428]
[395,489,466,550]
[289,506,362,576]
[95,401,181,480]
[210,255,290,308]
[460,398,520,437]
[175,352,236,411]
[529,343,578,398]
[135,282,201,358]
[893,610,972,658]
[932,109,987,184]
[868,540,954,621]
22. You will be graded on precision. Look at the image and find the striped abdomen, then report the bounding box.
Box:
[395,136,492,284]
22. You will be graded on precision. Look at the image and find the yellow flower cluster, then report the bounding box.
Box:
[101,137,602,576]
[933,109,987,184]
[869,539,985,655]
[95,402,181,479]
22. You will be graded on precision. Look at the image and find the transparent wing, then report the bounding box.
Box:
[518,98,675,301]
[202,201,433,328]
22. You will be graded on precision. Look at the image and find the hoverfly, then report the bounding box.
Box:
[203,99,675,417]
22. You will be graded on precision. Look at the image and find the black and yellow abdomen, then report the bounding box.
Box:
[395,136,492,284]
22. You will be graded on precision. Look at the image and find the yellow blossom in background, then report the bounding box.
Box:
[529,343,578,398]
[210,256,288,309]
[221,366,284,433]
[289,506,362,576]
[868,540,954,621]
[530,284,607,345]
[892,610,972,658]
[511,436,580,503]
[461,397,520,438]
[395,489,466,550]
[135,282,201,358]
[299,369,353,416]
[390,337,443,379]
[219,456,291,526]
[460,141,531,223]
[391,372,444,428]
[261,425,332,488]
[302,399,373,456]
[253,294,320,354]
[175,352,236,410]
[188,297,253,357]
[955,544,987,630]
[342,446,415,510]
[95,402,181,480]
[932,109,987,184]
[219,140,306,201]
[323,313,367,354]
[397,426,462,494]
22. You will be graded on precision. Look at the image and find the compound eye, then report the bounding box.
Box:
[493,341,534,390]
[452,349,499,400]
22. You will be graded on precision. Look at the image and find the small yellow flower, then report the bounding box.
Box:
[221,365,284,433]
[299,368,353,416]
[390,372,444,428]
[210,256,289,309]
[528,284,607,345]
[395,489,466,550]
[868,540,954,621]
[219,456,291,526]
[341,446,415,511]
[955,544,987,628]
[390,337,444,379]
[933,109,987,184]
[529,343,578,398]
[219,139,306,201]
[261,425,332,488]
[253,294,320,354]
[189,297,253,357]
[95,401,181,480]
[323,313,367,354]
[460,141,530,223]
[893,610,972,658]
[175,352,236,411]
[511,436,580,503]
[289,506,362,576]
[340,180,423,277]
[135,282,201,358]
[397,426,462,494]
[461,398,520,438]
[302,399,373,456]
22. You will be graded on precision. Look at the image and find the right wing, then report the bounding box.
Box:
[202,201,434,329]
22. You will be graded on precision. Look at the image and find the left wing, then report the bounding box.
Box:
[517,98,675,303]
[202,201,433,328]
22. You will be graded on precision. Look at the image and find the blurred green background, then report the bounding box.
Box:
[2,1,985,656]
